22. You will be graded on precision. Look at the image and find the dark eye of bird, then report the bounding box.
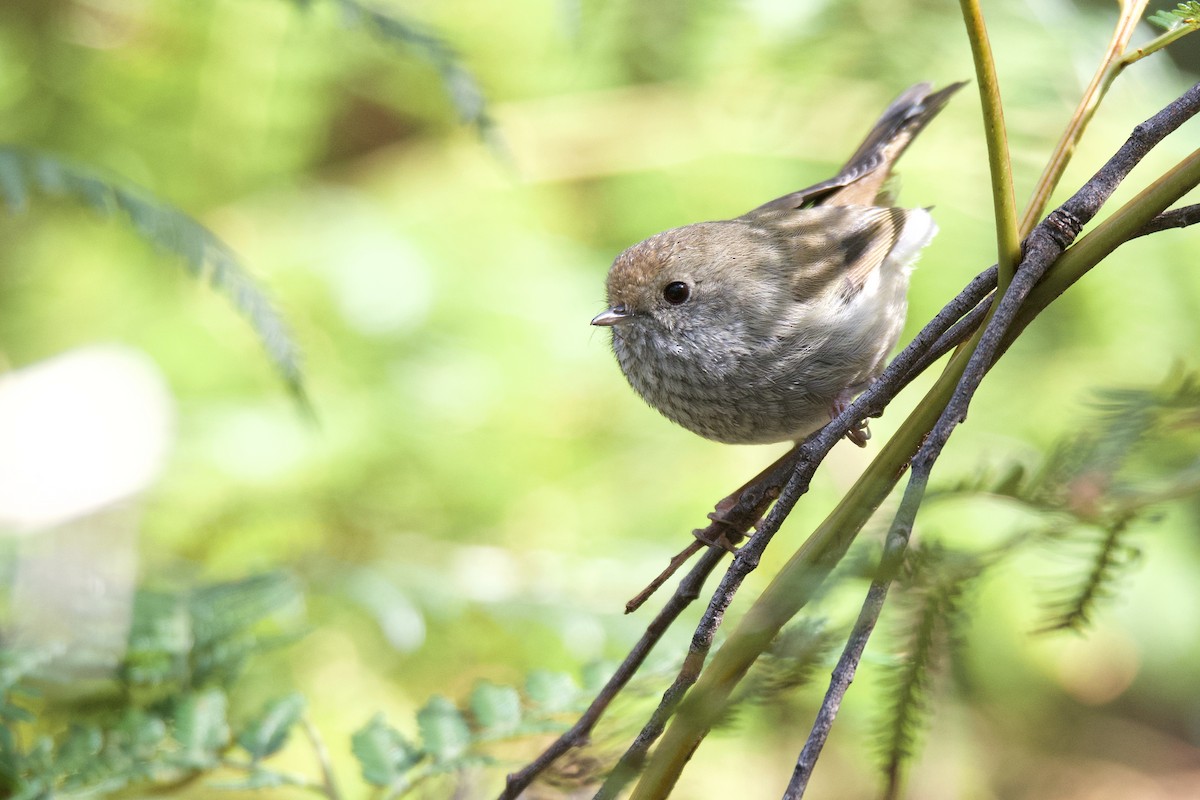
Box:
[662,281,690,305]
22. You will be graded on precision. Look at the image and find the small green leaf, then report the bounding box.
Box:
[416,696,470,762]
[1150,2,1200,31]
[351,713,421,786]
[54,725,104,787]
[122,591,191,692]
[114,708,168,761]
[237,693,306,760]
[469,682,521,735]
[173,689,230,768]
[525,670,578,713]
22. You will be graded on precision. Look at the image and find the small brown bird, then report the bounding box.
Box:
[592,82,963,446]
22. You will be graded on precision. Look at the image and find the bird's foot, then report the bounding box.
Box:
[832,387,871,448]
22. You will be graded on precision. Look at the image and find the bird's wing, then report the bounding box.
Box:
[744,205,910,302]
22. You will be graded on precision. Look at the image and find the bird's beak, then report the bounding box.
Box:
[591,305,631,327]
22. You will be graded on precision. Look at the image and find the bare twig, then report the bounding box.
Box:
[500,546,727,799]
[625,540,705,614]
[783,547,899,799]
[1130,202,1200,237]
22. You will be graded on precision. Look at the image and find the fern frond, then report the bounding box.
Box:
[925,461,1028,503]
[1038,514,1142,633]
[0,147,309,409]
[744,619,836,705]
[877,545,980,799]
[1021,369,1200,632]
[309,0,500,147]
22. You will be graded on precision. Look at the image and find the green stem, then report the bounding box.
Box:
[1117,16,1200,70]
[958,0,1021,292]
[1019,1,1148,236]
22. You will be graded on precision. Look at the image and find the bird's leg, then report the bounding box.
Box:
[833,386,871,447]
[698,446,796,543]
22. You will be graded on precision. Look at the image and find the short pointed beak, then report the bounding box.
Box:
[591,305,631,327]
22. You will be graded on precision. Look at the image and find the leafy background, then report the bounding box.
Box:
[1,0,1199,797]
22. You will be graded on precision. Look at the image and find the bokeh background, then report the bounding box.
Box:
[1,0,1199,797]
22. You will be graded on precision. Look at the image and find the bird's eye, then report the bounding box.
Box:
[662,281,691,305]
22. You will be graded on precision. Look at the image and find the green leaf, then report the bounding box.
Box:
[114,708,169,762]
[469,682,521,735]
[351,713,421,786]
[1150,2,1200,31]
[173,689,230,768]
[416,696,470,762]
[525,670,579,713]
[122,590,191,691]
[237,693,306,760]
[54,725,105,789]
[0,647,57,693]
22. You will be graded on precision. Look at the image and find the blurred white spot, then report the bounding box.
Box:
[453,546,518,603]
[0,345,174,532]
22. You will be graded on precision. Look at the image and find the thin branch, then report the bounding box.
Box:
[301,717,343,800]
[779,84,1200,800]
[782,533,908,799]
[785,188,1200,800]
[499,546,727,799]
[1134,202,1200,236]
[1118,11,1200,69]
[779,196,1077,800]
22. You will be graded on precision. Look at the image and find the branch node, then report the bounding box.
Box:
[1044,206,1085,248]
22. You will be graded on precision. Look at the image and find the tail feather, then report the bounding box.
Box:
[746,81,966,215]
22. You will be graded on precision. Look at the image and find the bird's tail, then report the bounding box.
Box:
[748,81,966,214]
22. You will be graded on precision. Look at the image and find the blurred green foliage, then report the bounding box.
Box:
[1,0,1199,797]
